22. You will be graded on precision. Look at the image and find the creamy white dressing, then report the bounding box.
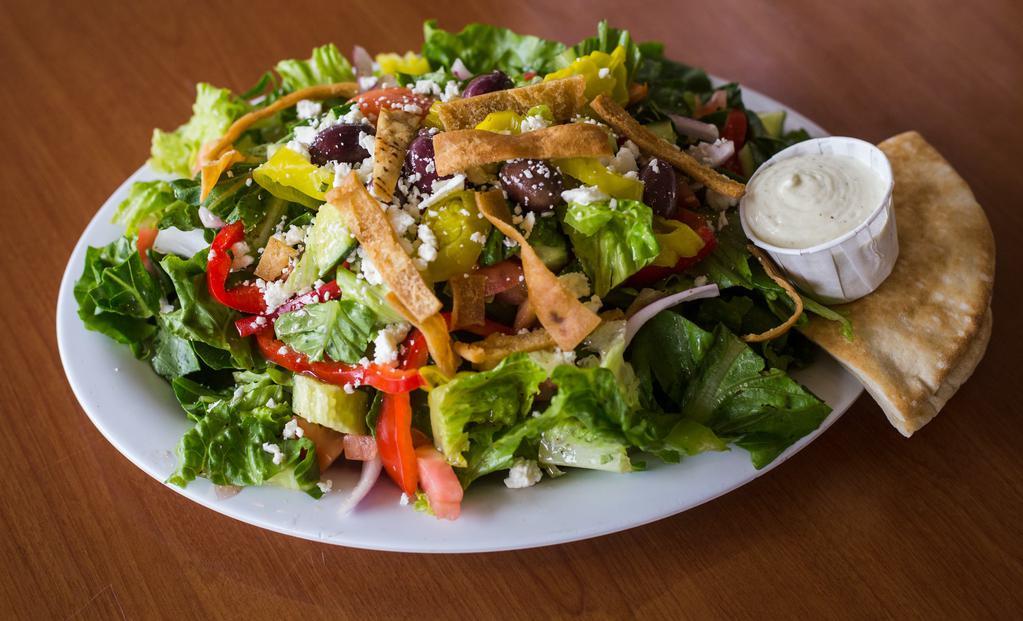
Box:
[744,153,886,249]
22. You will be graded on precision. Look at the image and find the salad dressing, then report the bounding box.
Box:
[743,153,885,249]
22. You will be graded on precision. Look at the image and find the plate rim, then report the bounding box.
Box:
[56,80,861,553]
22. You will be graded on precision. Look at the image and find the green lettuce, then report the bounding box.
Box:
[428,353,548,467]
[275,43,355,93]
[562,199,660,296]
[151,320,201,380]
[273,299,376,363]
[113,181,189,235]
[422,20,566,77]
[74,237,159,357]
[160,251,254,370]
[149,83,251,177]
[629,311,830,468]
[168,370,321,496]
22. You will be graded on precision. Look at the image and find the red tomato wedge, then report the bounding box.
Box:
[352,88,431,121]
[416,445,463,521]
[136,226,158,271]
[376,392,419,497]
[295,417,346,473]
[343,434,378,461]
[720,108,748,175]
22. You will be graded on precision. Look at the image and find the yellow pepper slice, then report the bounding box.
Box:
[422,191,492,282]
[544,46,629,104]
[554,157,644,200]
[252,146,333,209]
[474,105,554,134]
[376,52,431,76]
[651,216,705,267]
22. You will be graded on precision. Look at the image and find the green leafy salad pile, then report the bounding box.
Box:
[74,20,850,519]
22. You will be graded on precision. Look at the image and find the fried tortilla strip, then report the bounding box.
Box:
[254,237,298,282]
[450,273,487,330]
[476,189,601,350]
[801,131,995,436]
[199,149,244,201]
[742,246,804,343]
[590,94,746,199]
[197,81,358,172]
[436,76,587,130]
[434,124,612,177]
[326,173,441,322]
[372,108,421,202]
[386,293,460,379]
[453,329,557,369]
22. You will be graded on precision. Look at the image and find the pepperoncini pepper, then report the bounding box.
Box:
[544,45,629,104]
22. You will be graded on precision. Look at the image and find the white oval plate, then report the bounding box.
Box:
[57,83,861,553]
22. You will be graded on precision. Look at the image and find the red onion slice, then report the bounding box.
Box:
[667,114,720,143]
[336,455,382,515]
[213,484,241,500]
[625,284,720,345]
[198,206,226,229]
[451,58,473,81]
[352,45,374,78]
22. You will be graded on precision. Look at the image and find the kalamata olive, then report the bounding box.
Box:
[499,159,564,212]
[462,70,514,98]
[309,124,373,166]
[640,158,678,218]
[403,129,450,193]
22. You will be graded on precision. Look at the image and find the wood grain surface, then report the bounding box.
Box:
[2,1,1021,618]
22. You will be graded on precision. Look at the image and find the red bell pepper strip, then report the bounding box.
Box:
[627,209,718,288]
[136,226,158,272]
[234,280,342,337]
[206,221,267,315]
[376,391,419,497]
[254,329,424,394]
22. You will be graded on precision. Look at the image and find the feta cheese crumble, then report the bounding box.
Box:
[417,174,466,210]
[373,323,411,365]
[296,99,322,120]
[504,458,542,489]
[262,442,284,465]
[283,419,304,439]
[561,185,610,205]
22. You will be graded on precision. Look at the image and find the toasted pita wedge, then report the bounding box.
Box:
[453,329,557,369]
[450,273,487,330]
[436,76,587,130]
[801,131,995,437]
[254,237,298,282]
[476,190,601,350]
[326,173,441,322]
[386,293,459,378]
[590,94,746,199]
[199,149,244,201]
[434,124,612,177]
[372,108,421,202]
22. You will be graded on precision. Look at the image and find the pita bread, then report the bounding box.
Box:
[372,108,421,202]
[436,76,586,130]
[801,131,995,436]
[433,124,612,177]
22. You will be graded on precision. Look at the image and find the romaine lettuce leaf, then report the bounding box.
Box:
[149,83,251,177]
[151,319,201,380]
[428,353,547,467]
[159,251,254,370]
[87,239,164,319]
[275,43,355,94]
[273,299,376,363]
[422,20,566,77]
[113,180,189,235]
[562,199,660,296]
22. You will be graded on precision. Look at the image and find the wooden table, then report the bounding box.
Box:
[3,1,1020,618]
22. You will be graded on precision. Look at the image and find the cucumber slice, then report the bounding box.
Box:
[292,374,369,435]
[756,110,786,139]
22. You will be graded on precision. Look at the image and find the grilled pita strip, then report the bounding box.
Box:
[372,108,421,202]
[475,189,601,350]
[742,246,804,343]
[590,94,746,199]
[434,124,612,177]
[326,172,441,322]
[254,237,298,282]
[453,329,557,369]
[449,273,487,330]
[436,76,587,130]
[199,149,244,201]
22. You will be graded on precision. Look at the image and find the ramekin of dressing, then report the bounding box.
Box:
[739,136,897,304]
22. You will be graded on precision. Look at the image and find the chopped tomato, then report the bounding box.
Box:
[343,434,378,461]
[627,209,717,287]
[352,88,431,121]
[415,445,463,520]
[295,417,346,472]
[376,392,419,496]
[254,329,424,394]
[720,109,748,174]
[136,226,158,271]
[694,89,727,118]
